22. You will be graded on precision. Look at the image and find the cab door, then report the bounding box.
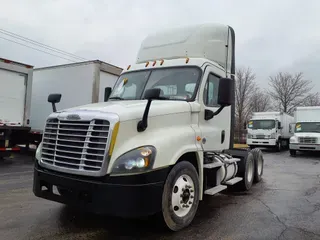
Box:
[198,66,231,152]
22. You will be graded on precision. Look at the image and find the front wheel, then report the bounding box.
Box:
[276,141,281,152]
[162,161,200,231]
[290,149,296,157]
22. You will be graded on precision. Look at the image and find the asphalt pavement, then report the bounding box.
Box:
[0,150,320,240]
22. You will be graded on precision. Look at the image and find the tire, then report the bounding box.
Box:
[250,148,264,183]
[162,161,200,231]
[276,140,281,152]
[234,152,255,191]
[290,149,296,157]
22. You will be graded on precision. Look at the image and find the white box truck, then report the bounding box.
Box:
[289,106,320,156]
[246,112,294,151]
[33,23,265,231]
[28,60,123,147]
[0,57,33,156]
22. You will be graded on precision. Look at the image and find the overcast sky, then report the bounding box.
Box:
[1,0,319,92]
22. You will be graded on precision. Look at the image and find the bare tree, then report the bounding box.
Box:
[268,72,313,114]
[303,92,320,106]
[235,67,257,142]
[250,90,271,112]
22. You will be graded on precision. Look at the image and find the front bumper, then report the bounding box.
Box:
[247,138,277,147]
[290,144,320,151]
[33,161,170,217]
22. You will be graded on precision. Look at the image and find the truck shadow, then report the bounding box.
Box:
[53,183,264,239]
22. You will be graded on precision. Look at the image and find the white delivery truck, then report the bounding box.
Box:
[246,112,294,151]
[289,106,320,156]
[28,60,123,148]
[33,23,265,231]
[0,57,33,156]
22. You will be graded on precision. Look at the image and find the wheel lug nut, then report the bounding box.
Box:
[190,190,194,193]
[191,196,194,199]
[186,205,189,208]
[189,201,192,204]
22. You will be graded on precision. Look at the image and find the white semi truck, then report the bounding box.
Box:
[28,60,123,148]
[246,112,294,151]
[0,57,33,157]
[33,23,264,231]
[289,106,320,156]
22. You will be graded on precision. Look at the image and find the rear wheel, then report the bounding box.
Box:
[250,148,264,183]
[233,152,255,191]
[162,161,200,231]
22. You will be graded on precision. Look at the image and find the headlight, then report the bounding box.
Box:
[247,134,252,139]
[111,146,156,175]
[270,133,276,139]
[35,142,43,161]
[290,137,297,143]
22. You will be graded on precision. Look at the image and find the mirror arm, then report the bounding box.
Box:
[212,105,225,117]
[137,99,153,132]
[52,103,57,113]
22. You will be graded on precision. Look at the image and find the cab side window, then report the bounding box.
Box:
[203,74,220,107]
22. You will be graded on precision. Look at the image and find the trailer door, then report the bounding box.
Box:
[0,69,26,125]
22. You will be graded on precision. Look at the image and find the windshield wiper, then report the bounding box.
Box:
[109,96,124,100]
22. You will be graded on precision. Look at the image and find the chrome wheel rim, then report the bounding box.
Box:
[171,174,195,217]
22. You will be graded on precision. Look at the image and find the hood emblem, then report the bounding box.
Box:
[66,114,81,120]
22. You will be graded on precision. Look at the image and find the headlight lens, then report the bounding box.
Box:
[111,146,156,174]
[35,142,43,161]
[290,137,297,143]
[247,134,252,139]
[270,133,276,139]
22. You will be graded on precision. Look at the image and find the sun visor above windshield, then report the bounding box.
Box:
[136,23,233,71]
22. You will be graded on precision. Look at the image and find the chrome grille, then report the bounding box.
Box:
[41,118,110,171]
[298,137,317,144]
[256,134,265,139]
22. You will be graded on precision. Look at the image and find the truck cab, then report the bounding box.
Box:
[290,106,320,156]
[246,112,294,151]
[33,23,264,231]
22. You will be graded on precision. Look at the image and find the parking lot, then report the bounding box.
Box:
[0,150,320,240]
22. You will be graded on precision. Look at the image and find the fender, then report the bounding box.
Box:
[108,112,201,173]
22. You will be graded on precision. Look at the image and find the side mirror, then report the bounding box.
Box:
[104,87,112,101]
[137,88,161,132]
[47,93,62,112]
[204,78,234,120]
[289,123,295,134]
[144,88,161,100]
[217,77,234,106]
[278,122,282,129]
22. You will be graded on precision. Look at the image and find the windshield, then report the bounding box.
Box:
[108,67,201,101]
[248,120,276,130]
[295,122,320,133]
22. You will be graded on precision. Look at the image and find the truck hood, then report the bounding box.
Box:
[57,100,192,121]
[294,132,320,138]
[247,129,276,135]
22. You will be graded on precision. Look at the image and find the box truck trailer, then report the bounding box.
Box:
[0,57,33,156]
[28,60,123,148]
[33,23,265,231]
[246,112,294,151]
[289,106,320,156]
